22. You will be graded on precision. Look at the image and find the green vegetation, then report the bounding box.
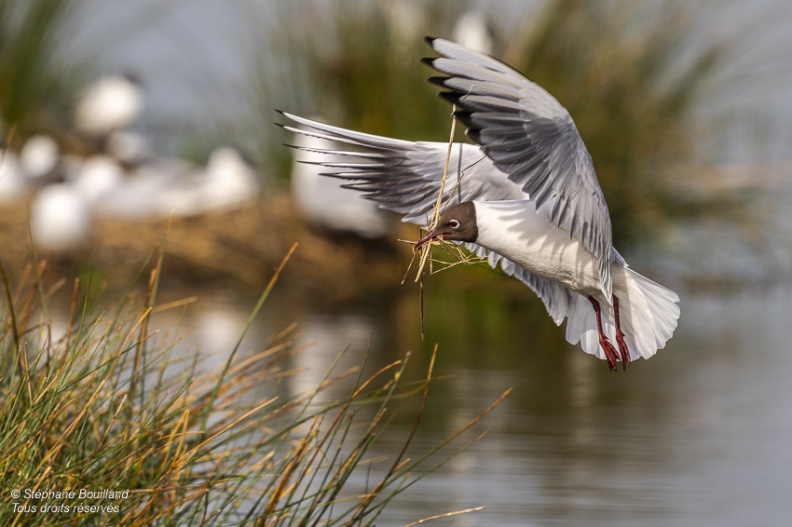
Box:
[252,0,474,179]
[262,0,738,249]
[0,246,502,526]
[506,0,734,247]
[0,0,86,143]
[0,0,759,273]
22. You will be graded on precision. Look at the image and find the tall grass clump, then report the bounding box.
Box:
[0,246,503,526]
[0,0,87,141]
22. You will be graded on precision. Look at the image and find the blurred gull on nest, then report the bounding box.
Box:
[0,151,25,201]
[95,157,192,219]
[279,37,680,370]
[95,147,258,220]
[72,155,124,205]
[200,146,259,211]
[19,135,60,182]
[289,120,392,239]
[74,74,143,136]
[31,184,90,252]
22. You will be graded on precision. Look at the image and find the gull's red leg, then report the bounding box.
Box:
[612,295,631,370]
[587,296,619,371]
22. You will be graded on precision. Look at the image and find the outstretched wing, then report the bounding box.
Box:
[278,111,523,224]
[424,37,614,296]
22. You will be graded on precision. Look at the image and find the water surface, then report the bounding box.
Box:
[145,280,792,526]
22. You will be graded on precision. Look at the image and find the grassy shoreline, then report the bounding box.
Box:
[0,244,505,526]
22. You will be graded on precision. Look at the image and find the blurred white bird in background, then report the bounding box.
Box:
[0,151,25,202]
[72,155,124,205]
[200,146,259,211]
[31,184,90,253]
[74,74,143,137]
[7,70,260,253]
[93,147,259,220]
[19,135,60,182]
[95,157,192,219]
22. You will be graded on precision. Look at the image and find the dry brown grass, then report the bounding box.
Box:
[0,239,508,526]
[0,193,413,304]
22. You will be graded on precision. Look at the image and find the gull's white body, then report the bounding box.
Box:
[474,200,604,296]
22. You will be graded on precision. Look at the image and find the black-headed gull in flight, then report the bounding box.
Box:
[279,37,680,370]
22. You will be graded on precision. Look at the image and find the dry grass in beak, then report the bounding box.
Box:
[402,106,464,340]
[404,107,486,282]
[401,236,484,285]
[411,108,457,282]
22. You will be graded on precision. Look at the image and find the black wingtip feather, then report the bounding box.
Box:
[427,76,449,87]
[420,57,436,68]
[438,93,475,127]
[453,112,474,128]
[424,35,437,46]
[466,127,482,144]
[438,91,462,105]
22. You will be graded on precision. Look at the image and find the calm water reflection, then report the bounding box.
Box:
[118,280,792,526]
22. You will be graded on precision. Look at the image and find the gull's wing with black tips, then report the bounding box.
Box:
[424,37,614,297]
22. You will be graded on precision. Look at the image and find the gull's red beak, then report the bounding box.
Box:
[414,228,443,252]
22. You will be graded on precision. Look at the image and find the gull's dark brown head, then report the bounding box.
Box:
[414,202,478,251]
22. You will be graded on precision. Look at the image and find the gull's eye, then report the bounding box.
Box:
[449,219,460,229]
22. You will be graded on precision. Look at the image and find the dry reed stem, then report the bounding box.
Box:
[346,345,438,523]
[402,111,458,339]
[413,108,458,283]
[402,506,487,527]
[402,108,489,297]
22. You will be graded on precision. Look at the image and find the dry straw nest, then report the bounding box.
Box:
[0,192,409,304]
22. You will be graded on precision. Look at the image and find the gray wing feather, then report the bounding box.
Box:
[426,37,614,296]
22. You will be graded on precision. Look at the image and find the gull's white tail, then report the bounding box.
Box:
[564,267,680,362]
